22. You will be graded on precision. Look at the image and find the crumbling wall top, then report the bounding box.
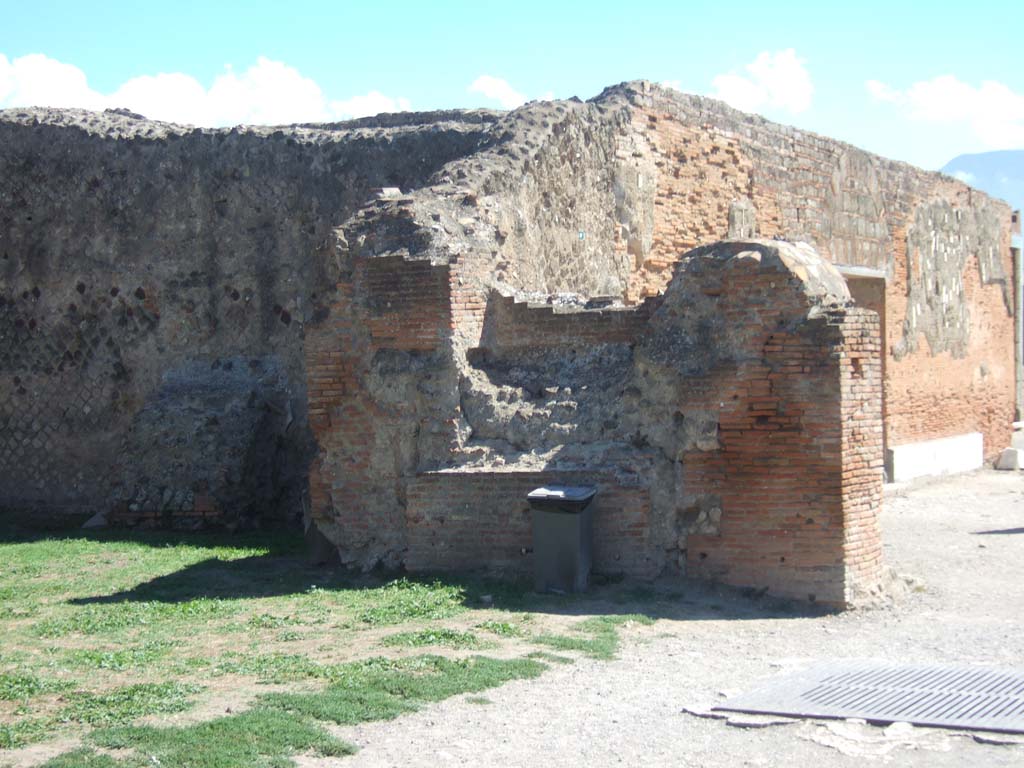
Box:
[0,105,501,144]
[673,239,852,305]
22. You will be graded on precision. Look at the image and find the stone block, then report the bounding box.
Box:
[995,448,1023,471]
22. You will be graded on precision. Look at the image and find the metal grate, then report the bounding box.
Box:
[715,661,1024,734]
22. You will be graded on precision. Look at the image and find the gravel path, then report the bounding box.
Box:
[310,470,1024,767]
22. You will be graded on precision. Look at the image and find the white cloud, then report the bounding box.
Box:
[712,73,765,113]
[330,91,411,119]
[866,74,1024,151]
[711,49,813,114]
[468,75,526,109]
[661,80,682,92]
[0,52,410,125]
[207,58,331,124]
[951,170,977,184]
[865,79,900,104]
[108,72,210,124]
[0,52,104,110]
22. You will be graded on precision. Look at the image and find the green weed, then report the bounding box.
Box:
[1,530,662,767]
[475,619,523,637]
[34,598,235,638]
[39,749,124,767]
[525,651,575,665]
[0,605,38,620]
[349,579,466,626]
[246,613,303,630]
[0,671,74,700]
[262,655,544,725]
[88,707,353,767]
[209,653,326,683]
[0,718,50,749]
[381,628,483,649]
[533,614,653,660]
[59,681,202,726]
[64,640,176,671]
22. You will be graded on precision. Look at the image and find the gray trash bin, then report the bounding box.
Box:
[527,484,597,594]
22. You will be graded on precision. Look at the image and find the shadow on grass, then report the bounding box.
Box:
[68,553,340,605]
[0,518,826,623]
[0,517,301,552]
[66,554,823,624]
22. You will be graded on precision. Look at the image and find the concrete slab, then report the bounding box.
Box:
[886,432,983,483]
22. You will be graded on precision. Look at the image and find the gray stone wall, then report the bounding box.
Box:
[0,107,493,524]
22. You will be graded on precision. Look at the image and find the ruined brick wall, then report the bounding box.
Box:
[677,303,883,604]
[479,293,659,350]
[304,253,459,568]
[613,83,1015,459]
[307,223,881,603]
[284,88,892,603]
[3,85,966,605]
[405,470,653,578]
[0,107,494,525]
[838,308,885,596]
[645,243,881,605]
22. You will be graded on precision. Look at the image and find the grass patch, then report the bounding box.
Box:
[39,748,123,768]
[209,653,327,684]
[64,640,176,671]
[34,598,235,638]
[577,614,655,632]
[466,695,491,705]
[0,717,50,749]
[0,671,74,700]
[533,614,653,660]
[0,604,38,620]
[0,649,29,665]
[246,613,304,630]
[349,578,467,626]
[45,655,543,767]
[263,655,545,725]
[59,681,202,726]
[381,628,483,649]
[2,527,663,767]
[89,707,354,767]
[475,619,523,637]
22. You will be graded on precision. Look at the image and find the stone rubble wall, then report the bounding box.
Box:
[0,106,496,526]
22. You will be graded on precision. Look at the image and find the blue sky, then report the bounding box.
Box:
[2,0,1022,170]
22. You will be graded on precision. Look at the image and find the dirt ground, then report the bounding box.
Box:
[307,469,1024,767]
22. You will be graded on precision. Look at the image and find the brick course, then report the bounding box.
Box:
[406,470,656,579]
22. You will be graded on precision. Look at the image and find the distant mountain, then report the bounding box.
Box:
[941,150,1024,218]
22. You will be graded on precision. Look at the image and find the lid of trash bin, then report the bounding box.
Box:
[527,485,597,502]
